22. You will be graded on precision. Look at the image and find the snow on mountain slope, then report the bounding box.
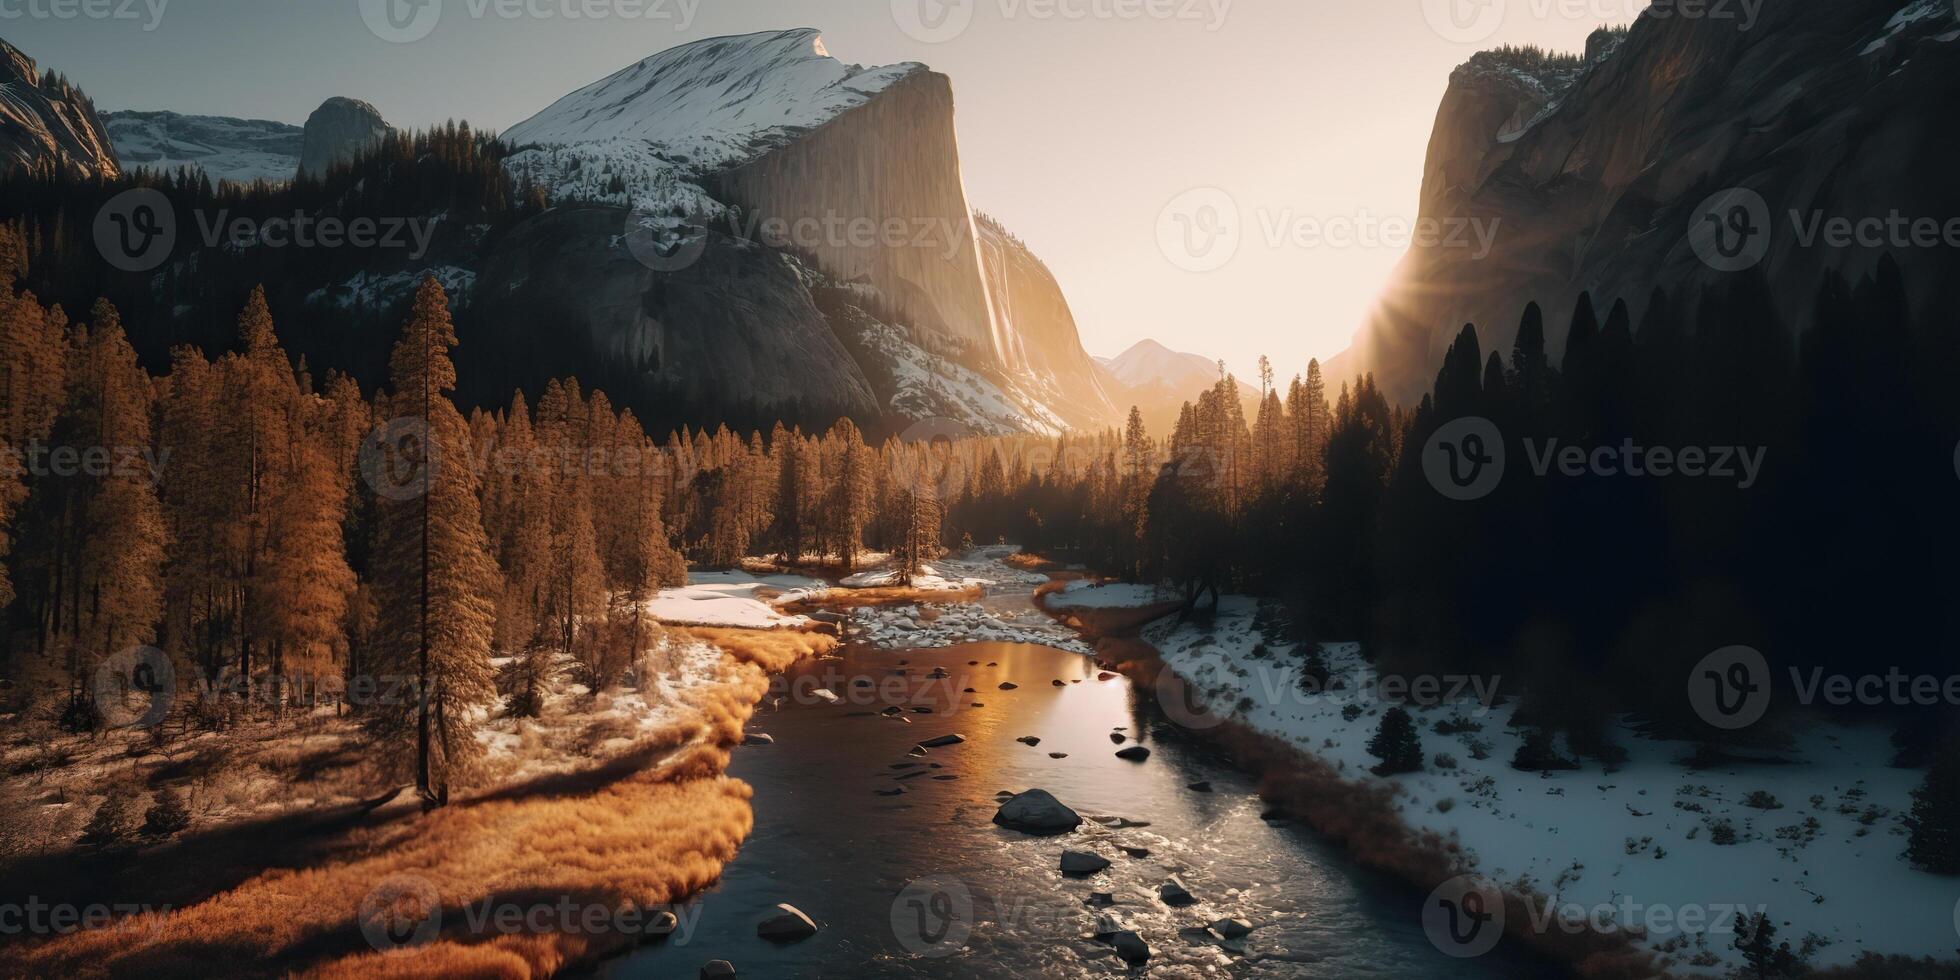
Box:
[503,28,920,178]
[103,110,302,185]
[1102,339,1249,397]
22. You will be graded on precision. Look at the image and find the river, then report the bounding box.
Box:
[605,579,1566,979]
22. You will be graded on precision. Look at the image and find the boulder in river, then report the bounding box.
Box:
[810,689,840,704]
[1115,746,1151,762]
[1016,736,1042,747]
[1158,877,1196,907]
[918,734,966,748]
[1111,931,1152,965]
[880,706,902,717]
[998,682,1019,690]
[991,789,1083,835]
[1049,752,1069,759]
[741,732,774,746]
[644,909,679,941]
[1118,845,1150,859]
[1187,781,1213,793]
[1051,680,1066,687]
[756,904,818,942]
[1060,850,1111,875]
[1090,913,1128,940]
[1110,733,1127,744]
[1209,917,1254,939]
[700,960,736,979]
[1097,671,1118,681]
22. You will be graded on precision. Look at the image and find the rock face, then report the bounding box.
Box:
[298,97,391,180]
[103,110,302,184]
[470,207,881,424]
[1333,3,1960,404]
[991,789,1082,835]
[0,39,117,177]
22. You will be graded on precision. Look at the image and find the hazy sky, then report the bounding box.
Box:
[6,0,1618,381]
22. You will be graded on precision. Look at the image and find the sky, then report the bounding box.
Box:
[4,0,1620,381]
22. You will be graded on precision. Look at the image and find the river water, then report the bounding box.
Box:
[605,584,1566,979]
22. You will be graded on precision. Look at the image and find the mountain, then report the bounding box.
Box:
[0,38,116,177]
[1332,2,1960,405]
[494,28,1121,434]
[298,97,392,180]
[102,110,302,184]
[1097,339,1258,433]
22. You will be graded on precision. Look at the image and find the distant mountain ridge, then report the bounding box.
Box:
[102,109,302,184]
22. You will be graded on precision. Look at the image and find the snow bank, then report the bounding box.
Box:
[1147,597,1959,971]
[646,583,813,630]
[1046,580,1170,610]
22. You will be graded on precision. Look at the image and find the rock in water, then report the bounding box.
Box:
[998,682,1019,690]
[918,734,966,748]
[1090,913,1127,940]
[1110,732,1126,744]
[644,909,679,941]
[1060,850,1111,875]
[1159,877,1196,907]
[700,960,736,979]
[297,96,391,180]
[1115,746,1151,762]
[756,903,818,942]
[991,789,1083,835]
[741,732,774,746]
[1111,931,1152,964]
[1016,736,1042,746]
[1209,917,1253,939]
[1187,781,1213,792]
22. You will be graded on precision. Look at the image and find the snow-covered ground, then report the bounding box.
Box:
[1046,580,1172,610]
[647,571,821,630]
[1144,596,1960,972]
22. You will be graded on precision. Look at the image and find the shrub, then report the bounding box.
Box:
[1433,752,1459,770]
[1744,790,1783,811]
[79,791,136,854]
[1709,820,1738,846]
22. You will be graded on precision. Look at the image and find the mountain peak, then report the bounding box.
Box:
[501,28,923,174]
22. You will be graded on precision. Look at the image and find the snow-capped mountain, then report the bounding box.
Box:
[1101,339,1248,399]
[504,28,918,173]
[0,38,116,177]
[103,110,302,185]
[496,29,1122,434]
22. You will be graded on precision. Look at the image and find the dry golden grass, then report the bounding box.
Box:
[782,585,983,611]
[9,629,832,980]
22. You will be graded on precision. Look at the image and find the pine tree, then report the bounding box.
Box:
[1366,707,1423,776]
[368,278,499,806]
[141,785,192,837]
[1907,740,1960,874]
[79,789,136,854]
